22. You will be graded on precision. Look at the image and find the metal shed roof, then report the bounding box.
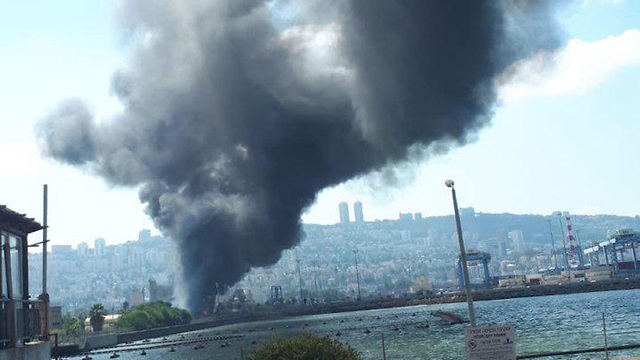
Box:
[0,205,43,235]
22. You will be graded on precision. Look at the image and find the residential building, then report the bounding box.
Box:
[77,242,89,257]
[94,238,106,256]
[509,230,525,253]
[130,290,145,307]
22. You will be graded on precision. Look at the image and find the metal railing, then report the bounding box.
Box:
[17,303,42,340]
[0,298,45,349]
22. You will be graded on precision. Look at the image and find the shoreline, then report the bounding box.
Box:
[252,277,640,319]
[62,278,640,357]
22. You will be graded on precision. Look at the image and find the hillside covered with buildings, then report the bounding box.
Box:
[32,206,640,315]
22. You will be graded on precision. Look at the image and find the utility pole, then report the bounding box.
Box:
[42,184,49,337]
[602,312,610,360]
[353,249,361,301]
[295,251,304,305]
[446,180,476,327]
[546,220,559,271]
[312,260,319,299]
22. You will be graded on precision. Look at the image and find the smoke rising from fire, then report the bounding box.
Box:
[37,0,562,312]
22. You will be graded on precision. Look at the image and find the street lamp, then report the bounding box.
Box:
[353,249,362,301]
[312,260,319,299]
[295,251,304,305]
[446,180,477,327]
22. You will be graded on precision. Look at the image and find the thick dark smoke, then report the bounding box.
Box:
[37,0,561,313]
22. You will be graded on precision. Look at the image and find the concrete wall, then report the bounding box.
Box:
[0,341,50,360]
[85,322,224,350]
[117,321,216,343]
[84,333,118,350]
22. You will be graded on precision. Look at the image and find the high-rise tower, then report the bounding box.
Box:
[339,202,350,223]
[508,230,525,253]
[94,238,106,256]
[353,201,364,223]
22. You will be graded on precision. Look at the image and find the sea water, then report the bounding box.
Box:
[73,289,640,360]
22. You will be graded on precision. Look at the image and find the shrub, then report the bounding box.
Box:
[247,332,362,360]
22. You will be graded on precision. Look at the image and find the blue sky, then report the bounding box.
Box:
[1,0,639,246]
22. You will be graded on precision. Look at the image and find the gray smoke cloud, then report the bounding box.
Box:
[37,0,562,313]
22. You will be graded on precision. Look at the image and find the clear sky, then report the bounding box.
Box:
[1,0,639,246]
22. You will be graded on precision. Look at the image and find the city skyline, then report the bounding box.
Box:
[1,0,640,247]
[32,208,640,313]
[26,203,640,249]
[2,2,640,359]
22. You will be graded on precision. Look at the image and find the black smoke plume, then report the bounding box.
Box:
[37,0,561,313]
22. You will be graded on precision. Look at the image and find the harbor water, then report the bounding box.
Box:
[73,289,640,360]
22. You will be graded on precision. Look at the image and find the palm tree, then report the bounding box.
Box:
[89,303,106,332]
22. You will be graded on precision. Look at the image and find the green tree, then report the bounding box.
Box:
[247,333,362,360]
[75,310,87,324]
[62,314,84,336]
[115,301,191,331]
[89,303,106,332]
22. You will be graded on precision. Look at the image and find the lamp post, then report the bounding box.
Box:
[295,251,304,305]
[353,249,362,301]
[312,260,319,299]
[446,180,476,327]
